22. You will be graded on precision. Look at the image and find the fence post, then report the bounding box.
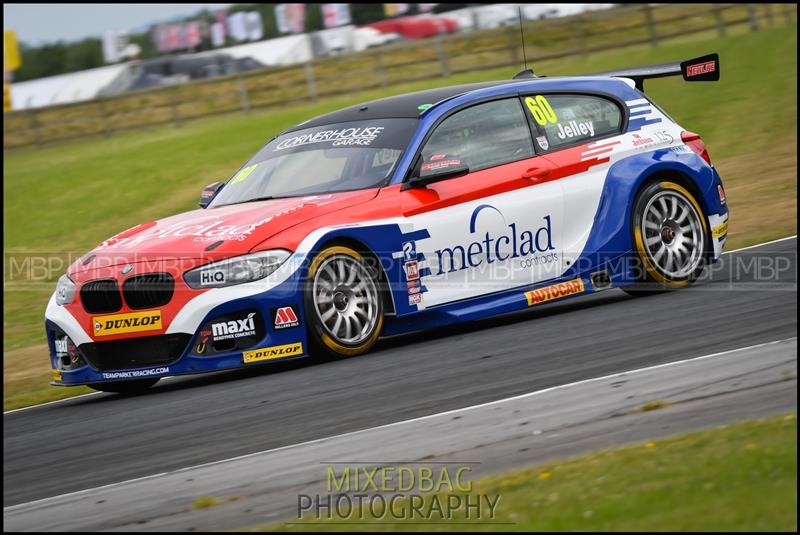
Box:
[747,4,760,31]
[28,109,40,145]
[99,98,111,137]
[508,21,521,66]
[643,4,659,47]
[713,4,726,37]
[170,86,181,127]
[783,4,795,24]
[575,15,588,58]
[764,4,774,27]
[374,50,387,87]
[304,62,317,102]
[238,75,250,114]
[436,35,451,78]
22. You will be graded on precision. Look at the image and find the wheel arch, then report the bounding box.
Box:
[311,235,397,315]
[632,168,709,218]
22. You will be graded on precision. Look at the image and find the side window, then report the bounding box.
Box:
[420,98,534,173]
[523,94,622,151]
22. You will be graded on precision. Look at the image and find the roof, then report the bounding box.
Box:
[284,80,511,132]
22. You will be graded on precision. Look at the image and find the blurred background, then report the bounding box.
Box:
[2,3,618,129]
[3,3,797,411]
[2,4,795,145]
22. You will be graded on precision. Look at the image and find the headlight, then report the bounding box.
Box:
[55,274,76,306]
[184,250,291,289]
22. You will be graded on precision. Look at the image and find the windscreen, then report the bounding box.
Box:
[210,118,418,207]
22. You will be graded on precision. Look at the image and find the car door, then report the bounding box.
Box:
[398,97,565,310]
[522,92,626,268]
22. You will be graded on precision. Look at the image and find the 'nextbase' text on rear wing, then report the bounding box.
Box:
[587,53,720,92]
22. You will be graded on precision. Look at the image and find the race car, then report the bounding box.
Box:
[46,53,728,393]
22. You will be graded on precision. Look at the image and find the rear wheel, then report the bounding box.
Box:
[305,246,384,359]
[88,378,159,394]
[623,181,708,295]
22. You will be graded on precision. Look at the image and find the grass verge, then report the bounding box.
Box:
[3,24,797,410]
[264,413,797,531]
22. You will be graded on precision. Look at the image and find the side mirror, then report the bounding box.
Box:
[199,181,224,208]
[402,154,469,191]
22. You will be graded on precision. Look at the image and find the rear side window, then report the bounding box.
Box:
[524,94,622,151]
[420,98,534,173]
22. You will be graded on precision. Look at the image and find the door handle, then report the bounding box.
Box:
[522,167,551,180]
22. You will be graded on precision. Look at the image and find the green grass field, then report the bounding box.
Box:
[263,413,798,531]
[3,23,797,410]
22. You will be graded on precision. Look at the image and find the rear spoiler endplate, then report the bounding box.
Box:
[587,53,720,91]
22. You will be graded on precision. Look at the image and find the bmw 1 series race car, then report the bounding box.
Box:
[46,54,728,393]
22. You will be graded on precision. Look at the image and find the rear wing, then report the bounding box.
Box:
[587,53,720,92]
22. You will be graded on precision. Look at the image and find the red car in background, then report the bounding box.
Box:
[366,16,459,40]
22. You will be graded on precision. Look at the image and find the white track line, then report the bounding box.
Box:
[4,336,796,512]
[723,234,796,253]
[2,376,181,415]
[2,392,103,415]
[4,234,797,416]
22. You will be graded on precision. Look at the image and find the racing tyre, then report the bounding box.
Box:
[305,245,384,359]
[623,180,708,296]
[87,378,160,394]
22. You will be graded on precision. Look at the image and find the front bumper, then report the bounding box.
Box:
[46,258,311,386]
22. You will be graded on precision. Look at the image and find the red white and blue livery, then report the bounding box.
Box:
[46,54,728,393]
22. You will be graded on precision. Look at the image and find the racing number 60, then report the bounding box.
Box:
[525,95,557,126]
[230,164,258,185]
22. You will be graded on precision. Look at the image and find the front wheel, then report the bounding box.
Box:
[623,180,708,295]
[305,246,384,359]
[87,378,160,394]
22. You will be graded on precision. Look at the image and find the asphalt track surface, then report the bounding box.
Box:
[4,237,797,509]
[5,337,795,531]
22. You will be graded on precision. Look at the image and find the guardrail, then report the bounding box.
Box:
[3,3,796,149]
